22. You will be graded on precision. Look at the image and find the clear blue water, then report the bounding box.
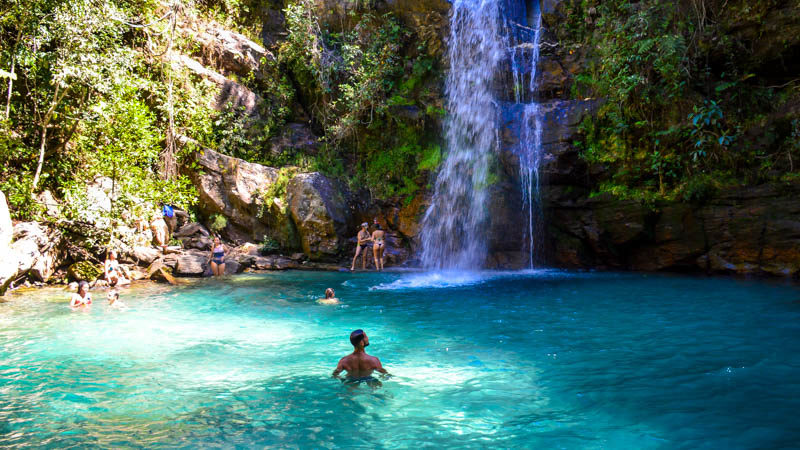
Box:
[1,270,799,448]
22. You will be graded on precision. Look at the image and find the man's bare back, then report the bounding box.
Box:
[332,330,389,380]
[334,352,386,379]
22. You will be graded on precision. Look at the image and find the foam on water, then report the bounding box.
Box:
[369,268,570,290]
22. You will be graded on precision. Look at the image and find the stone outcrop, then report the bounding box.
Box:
[67,261,102,282]
[0,191,17,294]
[286,172,351,260]
[174,251,209,277]
[170,53,263,116]
[190,146,282,242]
[545,183,800,277]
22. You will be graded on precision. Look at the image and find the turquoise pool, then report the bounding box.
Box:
[1,270,799,448]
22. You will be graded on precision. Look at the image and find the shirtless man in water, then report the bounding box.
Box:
[332,330,389,382]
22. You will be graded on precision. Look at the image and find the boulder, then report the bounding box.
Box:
[191,26,274,77]
[11,222,65,283]
[0,191,17,294]
[286,173,350,260]
[184,236,213,251]
[189,146,281,241]
[174,222,211,238]
[174,251,208,276]
[0,190,12,248]
[131,246,161,266]
[169,52,263,117]
[147,260,178,285]
[67,261,103,282]
[150,218,169,248]
[224,259,242,275]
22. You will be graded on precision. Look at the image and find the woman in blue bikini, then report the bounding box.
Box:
[208,236,226,277]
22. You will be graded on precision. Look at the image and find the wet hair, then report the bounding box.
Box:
[350,329,366,347]
[375,223,382,230]
[325,288,335,299]
[78,281,89,292]
[108,290,119,301]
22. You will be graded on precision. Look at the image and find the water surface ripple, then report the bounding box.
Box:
[1,271,799,448]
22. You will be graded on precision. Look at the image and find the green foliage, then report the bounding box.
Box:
[565,0,800,200]
[279,0,444,198]
[259,235,281,255]
[0,0,203,223]
[259,167,299,216]
[209,213,228,233]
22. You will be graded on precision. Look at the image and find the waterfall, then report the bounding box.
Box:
[419,0,544,270]
[419,0,506,270]
[515,2,545,268]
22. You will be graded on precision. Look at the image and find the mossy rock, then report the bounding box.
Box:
[67,261,102,282]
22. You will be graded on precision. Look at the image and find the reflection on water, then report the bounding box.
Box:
[1,271,799,448]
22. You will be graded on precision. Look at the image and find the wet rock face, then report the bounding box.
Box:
[67,261,102,283]
[286,173,351,260]
[190,147,280,241]
[546,183,800,277]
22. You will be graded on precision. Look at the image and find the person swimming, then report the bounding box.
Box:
[318,288,340,305]
[106,289,127,309]
[70,281,92,308]
[371,223,386,271]
[332,329,389,383]
[350,222,372,271]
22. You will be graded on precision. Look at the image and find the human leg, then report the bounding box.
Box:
[351,245,361,270]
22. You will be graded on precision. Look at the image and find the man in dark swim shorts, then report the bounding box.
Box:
[333,330,389,384]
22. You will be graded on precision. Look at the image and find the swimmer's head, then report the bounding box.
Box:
[350,329,369,349]
[213,236,221,246]
[325,288,335,299]
[78,281,89,295]
[107,290,119,304]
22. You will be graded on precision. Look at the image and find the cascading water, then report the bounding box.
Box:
[513,2,545,268]
[419,0,506,270]
[420,0,546,270]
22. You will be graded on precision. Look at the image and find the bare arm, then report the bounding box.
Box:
[373,357,389,375]
[332,358,345,378]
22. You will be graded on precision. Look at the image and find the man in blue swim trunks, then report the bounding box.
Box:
[332,330,389,382]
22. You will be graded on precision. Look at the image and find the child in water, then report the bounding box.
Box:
[317,288,339,305]
[106,289,127,309]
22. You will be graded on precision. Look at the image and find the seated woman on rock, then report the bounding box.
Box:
[104,250,129,287]
[70,281,92,308]
[208,236,227,276]
[318,288,340,305]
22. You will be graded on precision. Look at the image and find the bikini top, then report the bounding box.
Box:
[213,246,224,257]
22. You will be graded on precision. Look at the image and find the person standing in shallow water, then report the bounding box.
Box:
[208,236,226,276]
[350,222,372,271]
[332,330,389,383]
[371,223,386,271]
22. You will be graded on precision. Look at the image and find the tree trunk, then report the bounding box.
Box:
[31,125,47,195]
[4,55,14,120]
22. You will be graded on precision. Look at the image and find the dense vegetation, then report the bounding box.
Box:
[4,0,799,231]
[0,0,445,228]
[558,0,800,203]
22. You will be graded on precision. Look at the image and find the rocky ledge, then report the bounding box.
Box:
[545,181,800,278]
